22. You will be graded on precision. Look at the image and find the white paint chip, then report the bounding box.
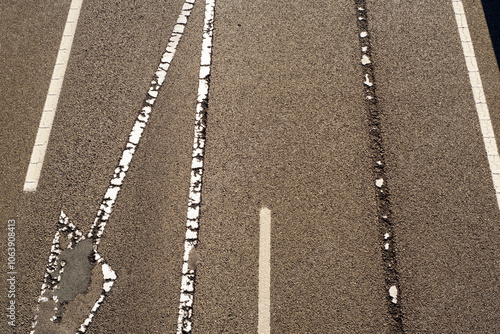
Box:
[364,74,373,86]
[389,285,398,303]
[362,54,371,65]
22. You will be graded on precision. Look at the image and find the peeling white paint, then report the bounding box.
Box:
[360,31,368,38]
[361,54,371,65]
[177,1,216,333]
[376,178,384,188]
[31,212,117,334]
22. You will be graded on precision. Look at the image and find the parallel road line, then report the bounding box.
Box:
[24,0,84,192]
[258,208,271,334]
[452,0,500,209]
[176,0,216,332]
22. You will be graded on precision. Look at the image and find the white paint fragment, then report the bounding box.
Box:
[362,46,368,52]
[376,178,384,188]
[389,285,398,303]
[148,89,159,98]
[360,31,368,38]
[384,243,389,250]
[102,263,117,280]
[162,52,174,64]
[364,74,373,86]
[361,54,371,65]
[156,69,167,85]
[384,233,390,239]
[187,207,199,219]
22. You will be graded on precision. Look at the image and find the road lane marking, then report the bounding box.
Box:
[258,208,271,334]
[451,0,500,209]
[177,0,215,332]
[30,1,196,332]
[24,0,83,192]
[355,2,404,331]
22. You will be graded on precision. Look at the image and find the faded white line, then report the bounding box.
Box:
[24,0,84,192]
[177,0,215,332]
[258,208,271,334]
[452,0,500,209]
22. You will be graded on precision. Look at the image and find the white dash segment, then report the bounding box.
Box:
[258,208,271,334]
[24,0,84,192]
[452,0,500,208]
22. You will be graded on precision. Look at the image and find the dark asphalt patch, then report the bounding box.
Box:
[56,238,93,304]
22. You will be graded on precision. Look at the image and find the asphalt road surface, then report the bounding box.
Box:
[1,0,500,333]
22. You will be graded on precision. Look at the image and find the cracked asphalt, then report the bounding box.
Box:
[1,0,500,333]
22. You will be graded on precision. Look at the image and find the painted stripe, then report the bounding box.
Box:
[258,208,271,334]
[24,0,84,192]
[86,0,196,250]
[452,0,500,209]
[177,0,215,332]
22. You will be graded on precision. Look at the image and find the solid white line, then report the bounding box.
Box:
[258,208,271,334]
[452,0,500,209]
[24,0,84,192]
[177,0,215,332]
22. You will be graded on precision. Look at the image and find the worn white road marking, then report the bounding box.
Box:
[24,0,83,192]
[176,0,215,332]
[31,1,196,332]
[452,0,500,208]
[258,208,271,334]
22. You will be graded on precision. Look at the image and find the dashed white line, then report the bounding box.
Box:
[258,208,271,334]
[452,0,500,208]
[177,0,215,332]
[24,0,83,192]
